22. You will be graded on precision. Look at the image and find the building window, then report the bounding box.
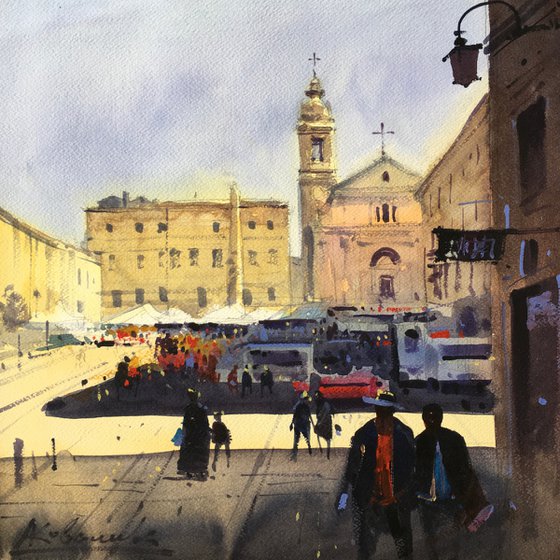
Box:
[158,250,166,268]
[212,248,223,268]
[112,290,122,308]
[170,248,181,269]
[339,237,349,250]
[311,138,324,162]
[382,171,390,182]
[108,254,115,271]
[404,328,419,353]
[248,220,256,230]
[449,174,453,203]
[379,275,395,298]
[135,288,144,305]
[268,248,279,265]
[159,286,168,303]
[106,223,113,233]
[189,248,199,266]
[521,239,539,276]
[77,300,84,314]
[157,222,167,233]
[382,203,390,223]
[267,220,274,230]
[135,222,144,233]
[517,96,546,201]
[137,254,145,269]
[242,288,253,306]
[392,206,397,222]
[429,194,433,217]
[476,144,480,164]
[197,287,207,308]
[213,221,220,233]
[437,187,441,209]
[77,268,82,285]
[376,207,380,222]
[268,287,276,301]
[248,250,258,266]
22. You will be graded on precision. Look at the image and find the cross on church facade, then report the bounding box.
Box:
[372,122,395,157]
[308,52,321,77]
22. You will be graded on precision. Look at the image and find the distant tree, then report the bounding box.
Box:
[0,288,29,331]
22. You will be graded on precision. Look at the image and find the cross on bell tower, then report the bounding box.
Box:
[308,52,321,77]
[372,122,395,157]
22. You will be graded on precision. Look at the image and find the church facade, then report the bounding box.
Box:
[297,75,425,308]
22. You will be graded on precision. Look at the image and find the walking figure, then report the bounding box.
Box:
[211,411,231,471]
[290,392,312,460]
[241,366,253,398]
[177,388,211,480]
[415,403,494,559]
[314,390,334,459]
[260,365,274,397]
[336,391,415,560]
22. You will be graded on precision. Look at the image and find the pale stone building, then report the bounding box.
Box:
[417,95,492,333]
[0,206,101,323]
[297,75,424,307]
[85,186,291,318]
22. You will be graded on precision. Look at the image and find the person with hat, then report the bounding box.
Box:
[260,365,274,397]
[289,391,313,460]
[415,403,494,558]
[336,390,415,559]
[177,388,211,480]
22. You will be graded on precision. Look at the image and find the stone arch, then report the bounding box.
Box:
[370,247,401,267]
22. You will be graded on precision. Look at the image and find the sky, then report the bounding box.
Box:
[0,0,489,255]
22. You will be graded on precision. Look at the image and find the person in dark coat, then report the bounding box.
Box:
[290,392,312,460]
[314,390,334,459]
[336,391,415,560]
[177,388,210,480]
[211,411,231,471]
[241,366,253,398]
[260,365,274,397]
[415,403,494,557]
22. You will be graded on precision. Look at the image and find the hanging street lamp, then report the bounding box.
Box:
[442,1,524,87]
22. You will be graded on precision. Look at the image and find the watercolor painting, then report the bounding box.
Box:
[0,1,558,558]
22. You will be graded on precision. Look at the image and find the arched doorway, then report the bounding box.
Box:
[370,247,400,300]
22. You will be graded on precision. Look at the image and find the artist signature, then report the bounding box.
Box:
[11,516,173,555]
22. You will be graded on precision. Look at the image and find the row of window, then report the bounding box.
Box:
[111,286,277,308]
[105,220,275,234]
[374,204,398,223]
[77,269,95,287]
[108,248,279,270]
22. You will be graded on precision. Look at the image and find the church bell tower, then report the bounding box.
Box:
[297,74,337,301]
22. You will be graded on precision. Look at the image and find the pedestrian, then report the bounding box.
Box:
[227,365,239,395]
[314,390,334,459]
[290,392,313,460]
[241,366,253,398]
[114,356,130,401]
[177,388,211,480]
[184,351,195,379]
[211,411,231,471]
[260,365,274,397]
[415,403,494,558]
[336,390,415,560]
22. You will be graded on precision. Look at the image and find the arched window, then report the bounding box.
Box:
[370,247,400,267]
[382,171,390,182]
[382,203,390,223]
